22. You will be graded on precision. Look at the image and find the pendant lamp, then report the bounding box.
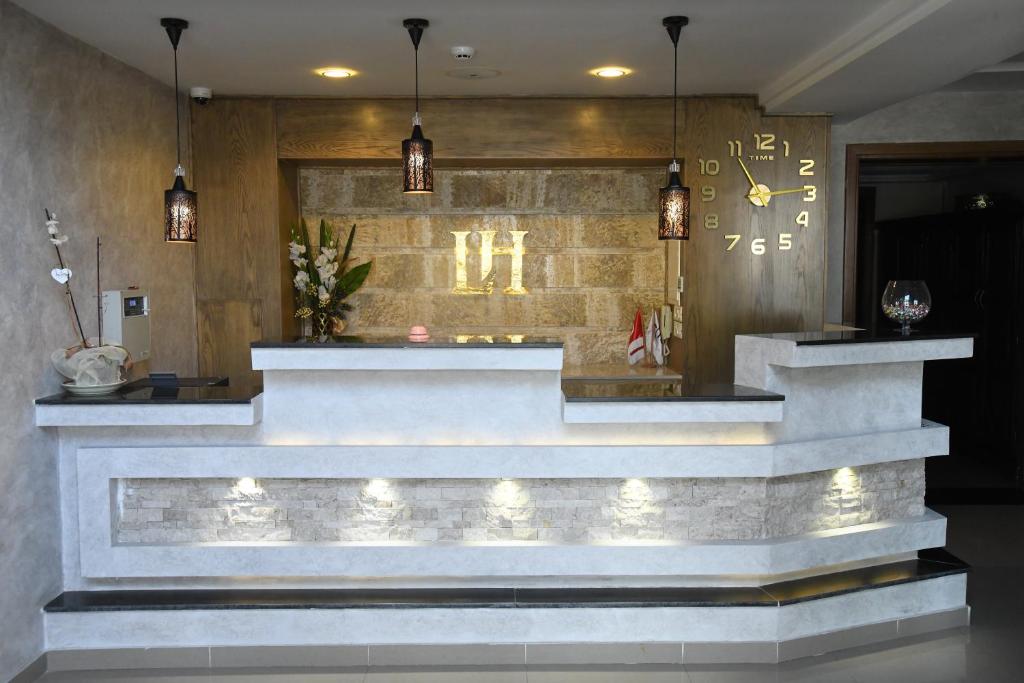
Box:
[658,16,690,240]
[402,18,433,194]
[161,17,197,243]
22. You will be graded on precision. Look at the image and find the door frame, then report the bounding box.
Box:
[842,141,1024,324]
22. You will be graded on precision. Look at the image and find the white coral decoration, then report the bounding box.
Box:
[293,270,309,291]
[46,215,69,245]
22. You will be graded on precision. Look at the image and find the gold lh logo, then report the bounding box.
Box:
[451,230,528,295]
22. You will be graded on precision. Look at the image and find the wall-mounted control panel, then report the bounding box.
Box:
[101,289,151,362]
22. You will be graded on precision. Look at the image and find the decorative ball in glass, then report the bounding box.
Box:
[881,280,932,335]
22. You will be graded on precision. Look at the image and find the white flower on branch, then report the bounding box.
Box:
[288,241,306,260]
[318,285,331,305]
[293,270,309,291]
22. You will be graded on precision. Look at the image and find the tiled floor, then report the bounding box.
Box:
[32,505,1024,683]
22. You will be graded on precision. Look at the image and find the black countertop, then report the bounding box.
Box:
[253,335,563,349]
[35,377,259,405]
[750,329,975,346]
[562,382,784,403]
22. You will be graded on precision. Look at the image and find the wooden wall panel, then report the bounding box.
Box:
[192,95,827,386]
[191,98,281,378]
[680,99,829,385]
[276,98,678,160]
[196,299,262,387]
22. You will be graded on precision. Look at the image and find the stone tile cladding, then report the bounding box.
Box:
[116,460,924,544]
[299,167,666,365]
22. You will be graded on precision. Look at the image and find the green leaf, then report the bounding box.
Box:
[341,224,357,268]
[319,218,337,251]
[336,261,372,297]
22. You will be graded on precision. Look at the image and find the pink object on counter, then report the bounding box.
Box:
[408,325,430,342]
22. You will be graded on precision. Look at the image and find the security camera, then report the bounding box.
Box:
[190,86,212,105]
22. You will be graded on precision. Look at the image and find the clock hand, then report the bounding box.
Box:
[736,157,768,205]
[758,186,813,198]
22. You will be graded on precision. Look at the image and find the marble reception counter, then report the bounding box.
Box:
[37,332,975,661]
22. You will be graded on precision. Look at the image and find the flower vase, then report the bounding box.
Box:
[315,311,330,339]
[300,317,313,338]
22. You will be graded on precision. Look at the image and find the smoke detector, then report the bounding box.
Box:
[451,46,476,60]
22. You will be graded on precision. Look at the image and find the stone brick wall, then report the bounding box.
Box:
[298,167,666,365]
[115,460,924,545]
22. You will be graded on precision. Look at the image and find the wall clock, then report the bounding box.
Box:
[695,133,819,255]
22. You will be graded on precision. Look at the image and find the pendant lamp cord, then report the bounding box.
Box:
[672,35,678,162]
[173,42,181,166]
[414,43,420,115]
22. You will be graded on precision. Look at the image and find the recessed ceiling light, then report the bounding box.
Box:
[316,67,357,79]
[590,66,632,78]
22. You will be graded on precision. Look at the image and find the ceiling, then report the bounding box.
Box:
[13,0,1024,120]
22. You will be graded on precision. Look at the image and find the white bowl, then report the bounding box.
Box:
[63,379,127,396]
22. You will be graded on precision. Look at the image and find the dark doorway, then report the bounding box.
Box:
[851,153,1024,503]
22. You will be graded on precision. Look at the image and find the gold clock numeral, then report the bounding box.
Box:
[704,214,719,230]
[799,159,815,176]
[783,140,790,157]
[754,133,776,151]
[751,238,766,255]
[796,210,809,228]
[803,185,817,202]
[724,234,741,251]
[699,159,720,176]
[779,233,793,250]
[701,185,717,202]
[728,140,743,157]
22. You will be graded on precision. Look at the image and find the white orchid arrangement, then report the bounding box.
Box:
[289,219,372,338]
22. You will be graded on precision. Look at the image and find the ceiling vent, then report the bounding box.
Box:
[445,66,501,80]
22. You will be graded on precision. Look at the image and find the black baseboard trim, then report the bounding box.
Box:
[45,549,968,614]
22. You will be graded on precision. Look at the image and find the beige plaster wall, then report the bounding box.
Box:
[299,167,666,365]
[0,1,196,677]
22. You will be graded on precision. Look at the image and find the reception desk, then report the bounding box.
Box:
[36,331,974,664]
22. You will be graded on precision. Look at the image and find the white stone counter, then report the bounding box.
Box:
[39,332,977,656]
[44,333,972,586]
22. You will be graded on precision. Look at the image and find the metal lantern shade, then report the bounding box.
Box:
[164,174,197,243]
[658,171,690,240]
[402,124,434,194]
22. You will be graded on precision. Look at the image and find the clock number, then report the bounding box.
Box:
[754,133,776,151]
[724,234,741,251]
[803,185,817,202]
[699,159,720,176]
[704,214,719,230]
[799,159,815,176]
[728,140,743,157]
[779,233,793,251]
[701,185,717,202]
[783,140,791,157]
[751,238,766,255]
[796,210,810,228]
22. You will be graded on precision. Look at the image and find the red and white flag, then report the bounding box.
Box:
[627,307,646,365]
